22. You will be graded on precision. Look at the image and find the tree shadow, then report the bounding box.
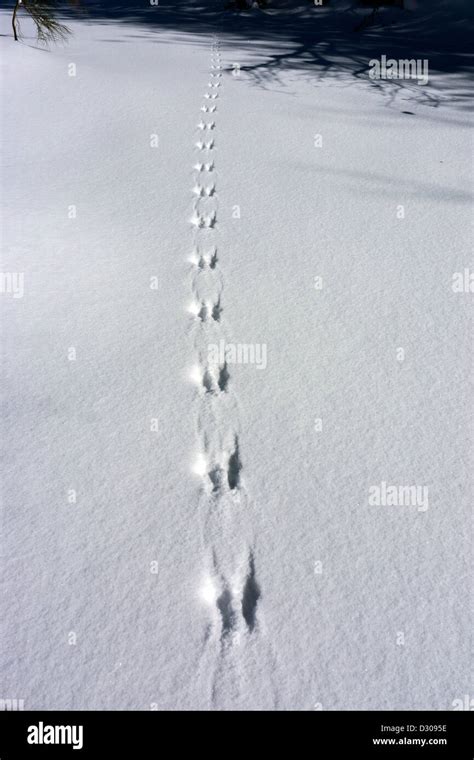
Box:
[53,0,474,110]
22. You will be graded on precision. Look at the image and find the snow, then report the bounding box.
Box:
[1,0,472,710]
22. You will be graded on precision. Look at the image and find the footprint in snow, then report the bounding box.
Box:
[194,162,214,172]
[192,184,216,198]
[204,551,260,639]
[197,121,216,130]
[189,247,218,269]
[199,434,241,493]
[188,297,221,322]
[191,360,228,395]
[195,140,214,150]
[190,211,216,229]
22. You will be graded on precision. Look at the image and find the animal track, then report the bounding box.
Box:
[197,435,241,494]
[190,247,218,269]
[192,183,216,198]
[190,40,262,652]
[206,550,260,639]
[190,211,216,229]
[209,465,225,494]
[195,140,214,150]
[241,552,260,632]
[202,367,218,394]
[192,184,205,197]
[211,297,222,322]
[193,161,214,172]
[226,435,241,491]
[189,297,221,323]
[194,360,229,395]
[217,361,229,392]
[197,121,216,130]
[216,586,235,636]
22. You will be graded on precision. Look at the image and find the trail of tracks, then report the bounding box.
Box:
[187,37,269,705]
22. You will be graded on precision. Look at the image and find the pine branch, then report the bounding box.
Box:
[13,0,75,43]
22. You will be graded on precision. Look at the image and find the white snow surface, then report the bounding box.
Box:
[1,0,472,710]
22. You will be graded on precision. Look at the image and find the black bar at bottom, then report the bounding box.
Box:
[0,710,472,757]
